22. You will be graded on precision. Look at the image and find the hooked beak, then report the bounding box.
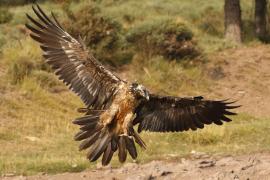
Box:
[144,91,150,101]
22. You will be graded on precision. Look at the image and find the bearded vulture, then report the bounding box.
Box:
[25,5,239,166]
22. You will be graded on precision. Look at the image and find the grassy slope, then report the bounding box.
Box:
[1,84,269,175]
[0,0,269,176]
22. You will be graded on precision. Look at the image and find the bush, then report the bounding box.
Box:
[126,18,200,60]
[197,6,224,37]
[0,0,35,6]
[0,34,6,52]
[0,0,75,6]
[8,56,36,84]
[3,38,48,84]
[32,70,63,90]
[0,8,13,24]
[63,3,133,66]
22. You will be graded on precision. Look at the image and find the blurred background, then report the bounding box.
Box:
[0,0,270,176]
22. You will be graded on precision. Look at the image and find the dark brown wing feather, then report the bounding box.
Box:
[26,5,125,109]
[134,95,240,133]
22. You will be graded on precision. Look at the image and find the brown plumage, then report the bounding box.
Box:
[26,4,240,166]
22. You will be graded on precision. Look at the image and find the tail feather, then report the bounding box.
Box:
[79,131,101,151]
[74,125,103,141]
[132,130,146,149]
[102,142,114,166]
[80,121,98,131]
[88,130,112,162]
[125,136,137,159]
[111,136,118,152]
[77,108,89,113]
[73,115,99,125]
[118,136,127,163]
[73,113,147,165]
[86,109,105,115]
[77,108,105,115]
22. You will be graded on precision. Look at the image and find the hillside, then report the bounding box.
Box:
[0,0,270,177]
[2,44,270,179]
[207,45,270,117]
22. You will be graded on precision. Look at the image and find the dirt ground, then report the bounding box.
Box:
[2,152,270,180]
[207,45,270,118]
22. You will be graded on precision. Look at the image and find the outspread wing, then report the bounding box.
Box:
[25,5,125,109]
[133,94,239,132]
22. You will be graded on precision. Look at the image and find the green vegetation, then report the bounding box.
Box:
[1,91,269,175]
[139,114,270,162]
[64,2,132,66]
[0,0,269,176]
[0,8,13,24]
[126,18,199,60]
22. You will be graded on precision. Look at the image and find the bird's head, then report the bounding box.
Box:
[130,83,150,101]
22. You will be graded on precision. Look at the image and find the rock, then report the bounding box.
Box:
[241,164,253,170]
[181,158,186,163]
[198,160,216,168]
[71,163,78,168]
[24,136,40,142]
[160,171,172,176]
[144,174,155,180]
[80,174,87,178]
[96,162,103,169]
[4,173,16,177]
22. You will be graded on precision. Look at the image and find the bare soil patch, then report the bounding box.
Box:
[2,152,270,180]
[207,45,270,117]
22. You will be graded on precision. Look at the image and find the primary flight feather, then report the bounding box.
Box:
[26,5,239,166]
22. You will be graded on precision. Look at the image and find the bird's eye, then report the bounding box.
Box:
[132,83,138,88]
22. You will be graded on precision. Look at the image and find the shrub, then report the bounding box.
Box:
[8,56,36,84]
[3,38,47,84]
[63,3,132,66]
[197,6,224,37]
[0,0,34,6]
[0,34,6,52]
[0,8,13,24]
[126,18,200,60]
[0,0,74,6]
[32,70,63,91]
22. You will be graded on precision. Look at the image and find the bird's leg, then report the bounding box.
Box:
[122,113,136,137]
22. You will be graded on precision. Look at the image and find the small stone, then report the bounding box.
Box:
[241,164,253,170]
[25,136,40,142]
[181,158,186,163]
[144,174,155,180]
[72,163,78,168]
[160,171,172,176]
[96,162,103,169]
[198,160,216,168]
[4,173,15,177]
[81,174,87,178]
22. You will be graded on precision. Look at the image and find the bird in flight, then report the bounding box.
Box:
[26,5,239,166]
